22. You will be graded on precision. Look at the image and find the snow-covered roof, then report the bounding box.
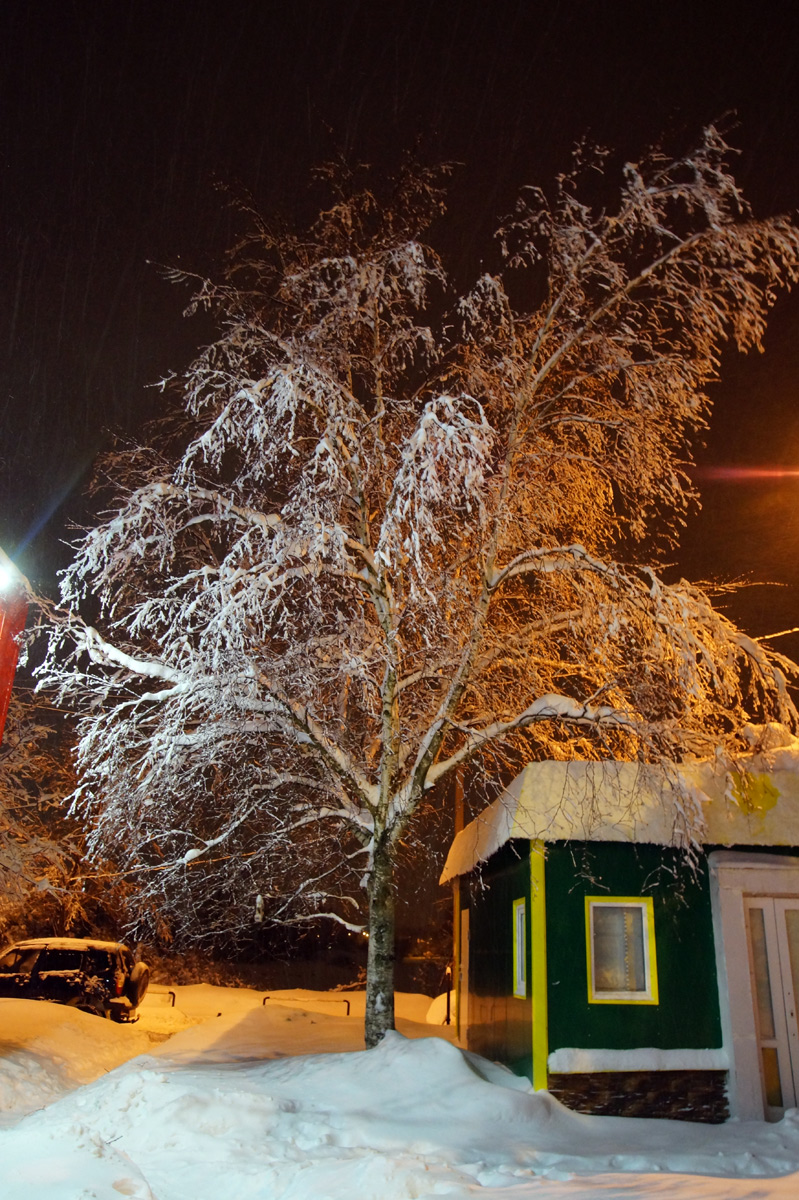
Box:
[440,727,799,882]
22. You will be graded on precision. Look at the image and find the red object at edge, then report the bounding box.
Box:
[0,584,28,745]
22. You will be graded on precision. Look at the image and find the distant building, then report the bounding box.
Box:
[442,730,799,1122]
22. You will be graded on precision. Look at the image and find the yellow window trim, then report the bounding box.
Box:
[585,895,659,1005]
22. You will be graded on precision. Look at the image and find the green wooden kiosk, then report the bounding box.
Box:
[442,730,799,1123]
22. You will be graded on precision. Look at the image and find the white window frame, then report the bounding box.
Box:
[585,896,659,1005]
[512,897,527,998]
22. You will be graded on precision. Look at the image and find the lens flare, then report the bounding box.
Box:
[692,466,799,481]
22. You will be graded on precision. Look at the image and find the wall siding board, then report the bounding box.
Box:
[466,841,533,1079]
[545,841,723,1054]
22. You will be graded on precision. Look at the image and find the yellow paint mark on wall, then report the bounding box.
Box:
[731,771,780,817]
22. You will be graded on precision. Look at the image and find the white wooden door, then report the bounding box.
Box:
[745,898,799,1119]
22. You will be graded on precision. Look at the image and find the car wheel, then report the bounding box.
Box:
[126,962,150,1007]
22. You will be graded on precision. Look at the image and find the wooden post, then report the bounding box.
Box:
[453,766,464,1040]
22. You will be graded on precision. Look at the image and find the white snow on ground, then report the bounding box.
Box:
[0,997,152,1122]
[1,985,799,1199]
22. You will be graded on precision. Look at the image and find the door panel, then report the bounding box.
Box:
[774,901,799,1080]
[746,898,799,1118]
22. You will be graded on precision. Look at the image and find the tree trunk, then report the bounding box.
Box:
[364,844,396,1048]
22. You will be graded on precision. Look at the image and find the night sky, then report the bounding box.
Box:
[3,0,799,655]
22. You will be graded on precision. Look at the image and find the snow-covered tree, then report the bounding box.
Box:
[37,131,799,1044]
[0,688,85,939]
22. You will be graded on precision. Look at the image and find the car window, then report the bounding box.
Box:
[0,947,40,974]
[37,949,84,972]
[85,950,114,974]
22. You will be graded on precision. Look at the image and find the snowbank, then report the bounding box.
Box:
[0,998,151,1121]
[1,986,799,1199]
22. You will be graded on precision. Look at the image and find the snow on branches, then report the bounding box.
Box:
[36,133,799,1042]
[0,689,96,939]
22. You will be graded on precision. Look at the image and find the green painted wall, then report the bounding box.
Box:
[466,841,532,1078]
[545,841,723,1052]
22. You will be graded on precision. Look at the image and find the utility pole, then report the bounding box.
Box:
[452,766,464,1040]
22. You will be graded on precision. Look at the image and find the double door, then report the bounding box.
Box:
[745,897,799,1118]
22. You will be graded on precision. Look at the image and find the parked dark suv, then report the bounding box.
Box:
[0,937,149,1021]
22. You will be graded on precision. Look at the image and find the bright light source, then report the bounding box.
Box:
[0,550,24,596]
[0,561,16,593]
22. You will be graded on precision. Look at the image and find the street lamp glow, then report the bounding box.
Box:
[0,548,26,596]
[0,561,16,592]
